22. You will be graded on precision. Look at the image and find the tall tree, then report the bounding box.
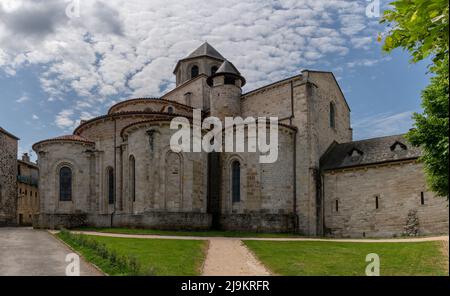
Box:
[381,0,449,197]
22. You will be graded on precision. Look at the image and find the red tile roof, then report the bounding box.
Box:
[33,134,94,150]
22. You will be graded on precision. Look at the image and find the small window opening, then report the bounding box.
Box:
[191,65,199,78]
[224,76,236,85]
[420,192,425,205]
[330,102,336,128]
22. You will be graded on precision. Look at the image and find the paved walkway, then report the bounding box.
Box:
[0,227,102,276]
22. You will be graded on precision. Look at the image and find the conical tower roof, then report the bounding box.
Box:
[215,60,241,75]
[207,60,246,87]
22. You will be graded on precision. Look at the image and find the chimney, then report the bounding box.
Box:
[22,153,30,163]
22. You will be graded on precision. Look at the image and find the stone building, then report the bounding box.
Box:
[33,42,449,237]
[17,153,39,225]
[0,126,18,226]
[321,135,449,237]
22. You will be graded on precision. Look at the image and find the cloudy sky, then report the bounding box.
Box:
[0,0,432,159]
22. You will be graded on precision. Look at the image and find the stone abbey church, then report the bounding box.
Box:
[30,42,448,237]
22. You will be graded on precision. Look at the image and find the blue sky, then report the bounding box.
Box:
[0,0,432,160]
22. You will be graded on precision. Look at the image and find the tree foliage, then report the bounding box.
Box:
[381,0,449,65]
[381,0,449,197]
[407,56,449,197]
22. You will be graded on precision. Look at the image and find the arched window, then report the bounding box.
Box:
[129,156,136,202]
[59,166,72,201]
[211,66,218,75]
[167,106,174,114]
[107,167,114,205]
[224,75,236,85]
[329,102,336,128]
[231,161,241,203]
[191,65,199,78]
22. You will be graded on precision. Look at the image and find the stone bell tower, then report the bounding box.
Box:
[207,60,246,122]
[173,42,225,86]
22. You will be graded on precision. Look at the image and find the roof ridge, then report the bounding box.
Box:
[340,134,408,145]
[0,126,20,140]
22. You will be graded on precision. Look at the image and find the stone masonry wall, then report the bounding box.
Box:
[241,77,299,120]
[36,142,94,217]
[220,126,296,215]
[210,77,242,122]
[290,71,352,236]
[303,71,353,235]
[124,121,208,215]
[0,131,18,226]
[175,58,222,87]
[162,76,211,110]
[323,161,449,238]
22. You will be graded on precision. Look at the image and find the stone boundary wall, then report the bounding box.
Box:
[219,213,297,232]
[35,213,88,229]
[34,212,297,232]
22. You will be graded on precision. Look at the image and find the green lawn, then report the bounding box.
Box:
[244,240,448,276]
[58,233,208,276]
[75,227,302,238]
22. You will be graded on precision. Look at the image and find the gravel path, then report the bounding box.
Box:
[441,240,449,258]
[202,239,271,276]
[67,230,449,243]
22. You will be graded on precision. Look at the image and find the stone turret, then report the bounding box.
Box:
[207,60,246,122]
[173,42,225,86]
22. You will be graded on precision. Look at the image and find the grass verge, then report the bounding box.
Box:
[57,230,208,276]
[244,240,448,276]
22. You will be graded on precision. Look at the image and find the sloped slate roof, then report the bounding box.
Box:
[0,126,19,140]
[216,60,241,75]
[185,42,225,60]
[173,42,226,73]
[320,134,421,171]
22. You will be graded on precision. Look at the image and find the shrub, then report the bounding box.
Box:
[58,230,153,275]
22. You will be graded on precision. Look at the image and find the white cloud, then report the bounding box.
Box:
[351,36,373,49]
[352,111,415,140]
[16,93,29,103]
[347,56,392,68]
[0,0,382,130]
[32,114,39,120]
[55,109,75,129]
